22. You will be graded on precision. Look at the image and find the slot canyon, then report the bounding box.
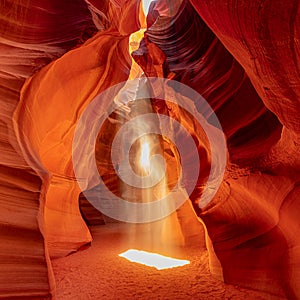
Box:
[0,0,299,299]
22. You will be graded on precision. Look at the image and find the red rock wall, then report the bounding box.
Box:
[136,0,300,297]
[0,0,97,297]
[187,0,300,297]
[1,0,141,296]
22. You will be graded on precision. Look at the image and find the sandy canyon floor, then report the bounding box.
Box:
[52,223,285,300]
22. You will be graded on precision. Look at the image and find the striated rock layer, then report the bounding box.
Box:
[13,0,141,259]
[187,1,300,297]
[0,0,97,297]
[135,0,300,297]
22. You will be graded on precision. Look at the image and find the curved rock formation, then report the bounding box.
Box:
[188,1,300,297]
[13,1,141,258]
[1,0,97,298]
[139,1,300,297]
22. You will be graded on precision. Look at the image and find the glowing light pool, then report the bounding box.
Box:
[119,249,190,270]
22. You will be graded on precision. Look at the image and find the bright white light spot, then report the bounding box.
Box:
[142,0,155,16]
[140,141,150,171]
[119,249,190,270]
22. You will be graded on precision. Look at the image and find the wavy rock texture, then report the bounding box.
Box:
[0,0,97,298]
[1,0,299,298]
[13,1,140,259]
[134,0,300,298]
[187,1,300,297]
